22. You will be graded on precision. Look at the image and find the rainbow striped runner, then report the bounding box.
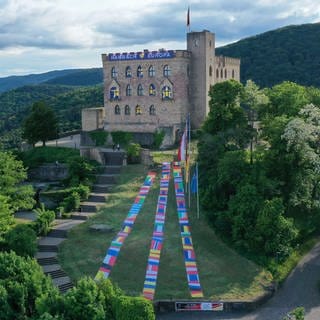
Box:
[172,162,203,298]
[95,171,156,280]
[143,162,171,300]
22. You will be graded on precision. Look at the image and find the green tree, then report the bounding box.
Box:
[0,151,35,212]
[0,196,14,242]
[0,251,54,319]
[22,101,58,146]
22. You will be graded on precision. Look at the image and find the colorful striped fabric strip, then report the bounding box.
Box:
[143,162,171,300]
[95,171,156,280]
[172,162,203,298]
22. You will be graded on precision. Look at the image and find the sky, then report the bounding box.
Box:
[0,0,319,77]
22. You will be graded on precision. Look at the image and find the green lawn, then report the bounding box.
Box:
[58,163,272,300]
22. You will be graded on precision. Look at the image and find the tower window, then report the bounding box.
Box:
[163,65,171,77]
[220,69,223,78]
[114,105,120,115]
[148,65,155,77]
[216,69,219,78]
[162,85,172,100]
[137,84,144,96]
[125,66,132,78]
[135,105,142,115]
[125,105,130,115]
[209,65,212,77]
[149,84,156,96]
[149,105,156,115]
[110,86,119,100]
[111,67,117,78]
[232,69,235,78]
[137,65,143,78]
[126,84,132,96]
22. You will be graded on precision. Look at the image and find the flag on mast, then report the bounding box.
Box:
[191,164,198,194]
[187,6,190,27]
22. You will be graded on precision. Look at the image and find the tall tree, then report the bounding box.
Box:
[22,101,58,146]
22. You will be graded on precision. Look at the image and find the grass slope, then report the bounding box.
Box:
[58,164,272,300]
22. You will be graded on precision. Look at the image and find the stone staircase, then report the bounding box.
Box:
[36,163,121,293]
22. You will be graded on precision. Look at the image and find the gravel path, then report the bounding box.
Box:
[157,242,320,320]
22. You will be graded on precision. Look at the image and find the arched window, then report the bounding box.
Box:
[232,69,235,79]
[216,69,219,78]
[111,67,117,78]
[137,84,144,96]
[220,69,223,78]
[163,65,171,77]
[110,86,119,100]
[126,84,132,96]
[225,69,227,78]
[125,105,130,115]
[148,65,155,77]
[114,105,120,115]
[125,66,132,78]
[135,105,142,115]
[149,84,156,96]
[137,65,143,78]
[149,105,155,115]
[162,85,172,100]
[209,65,212,77]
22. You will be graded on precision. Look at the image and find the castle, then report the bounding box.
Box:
[82,30,240,147]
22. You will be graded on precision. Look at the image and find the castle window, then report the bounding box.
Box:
[137,65,143,78]
[110,86,120,100]
[209,65,212,77]
[111,67,117,79]
[149,105,156,115]
[162,85,172,100]
[125,66,132,78]
[220,69,223,78]
[135,105,142,115]
[209,40,212,47]
[114,105,120,115]
[125,105,130,115]
[137,84,144,96]
[163,65,171,77]
[232,69,235,78]
[216,69,219,78]
[225,69,227,78]
[126,84,132,96]
[149,84,156,96]
[148,65,155,77]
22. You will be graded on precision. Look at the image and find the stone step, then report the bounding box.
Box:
[37,257,59,265]
[38,245,59,252]
[38,237,66,246]
[92,184,113,193]
[58,282,73,293]
[47,229,68,238]
[101,166,121,174]
[88,193,108,202]
[71,212,96,220]
[80,203,97,212]
[95,174,118,185]
[45,269,68,279]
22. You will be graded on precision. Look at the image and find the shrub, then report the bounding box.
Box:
[113,295,155,320]
[33,204,56,236]
[72,184,90,201]
[60,192,80,213]
[4,224,37,257]
[65,157,96,187]
[127,143,141,164]
[152,130,165,149]
[89,130,109,146]
[111,131,132,147]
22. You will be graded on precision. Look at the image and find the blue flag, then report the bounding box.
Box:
[191,165,198,194]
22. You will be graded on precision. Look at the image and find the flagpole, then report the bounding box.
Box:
[196,162,200,219]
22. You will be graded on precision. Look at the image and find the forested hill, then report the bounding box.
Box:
[0,68,103,93]
[216,22,320,88]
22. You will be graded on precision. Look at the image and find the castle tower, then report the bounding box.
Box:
[187,30,215,129]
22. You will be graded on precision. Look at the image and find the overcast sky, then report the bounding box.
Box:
[0,0,319,77]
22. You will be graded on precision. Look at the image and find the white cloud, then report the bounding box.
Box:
[0,0,319,76]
